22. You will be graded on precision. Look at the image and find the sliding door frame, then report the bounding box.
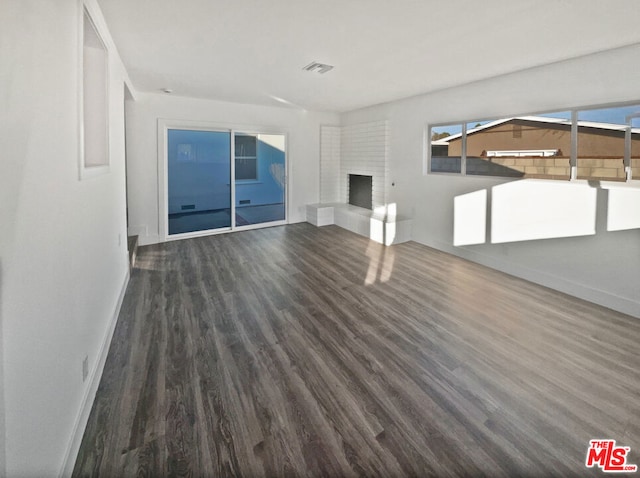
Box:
[157,118,288,242]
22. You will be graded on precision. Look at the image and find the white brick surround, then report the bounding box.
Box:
[320,121,388,208]
[314,121,411,245]
[340,120,388,208]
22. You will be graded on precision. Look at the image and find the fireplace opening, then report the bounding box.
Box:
[348,174,373,210]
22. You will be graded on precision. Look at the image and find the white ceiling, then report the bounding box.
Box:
[97,0,640,112]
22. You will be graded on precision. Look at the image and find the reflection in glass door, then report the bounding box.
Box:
[234,133,286,226]
[167,129,231,235]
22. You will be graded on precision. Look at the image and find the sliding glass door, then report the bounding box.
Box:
[234,133,286,226]
[167,129,232,235]
[165,127,286,237]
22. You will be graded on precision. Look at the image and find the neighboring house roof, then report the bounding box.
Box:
[434,116,640,144]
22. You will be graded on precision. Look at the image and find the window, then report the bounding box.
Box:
[429,124,462,173]
[428,102,640,181]
[79,7,109,178]
[577,104,640,181]
[235,134,257,180]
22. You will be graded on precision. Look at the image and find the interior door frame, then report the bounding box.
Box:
[157,118,288,242]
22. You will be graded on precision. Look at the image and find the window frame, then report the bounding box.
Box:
[426,100,640,182]
[627,112,640,181]
[234,134,259,182]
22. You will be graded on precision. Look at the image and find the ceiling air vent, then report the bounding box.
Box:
[303,61,334,74]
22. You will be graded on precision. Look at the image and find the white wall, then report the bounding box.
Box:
[0,0,131,475]
[342,44,640,318]
[126,94,339,245]
[320,126,341,203]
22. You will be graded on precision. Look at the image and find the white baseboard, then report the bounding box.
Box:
[58,269,130,477]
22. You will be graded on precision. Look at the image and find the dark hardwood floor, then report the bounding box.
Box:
[73,223,640,477]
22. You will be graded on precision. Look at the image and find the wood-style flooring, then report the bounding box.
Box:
[73,223,640,477]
